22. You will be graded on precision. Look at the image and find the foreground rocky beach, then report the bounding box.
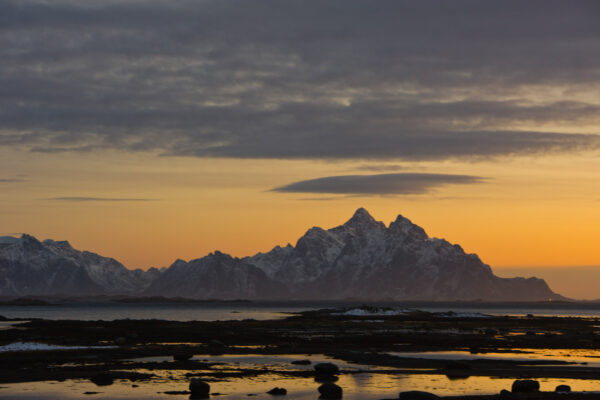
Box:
[3,307,600,399]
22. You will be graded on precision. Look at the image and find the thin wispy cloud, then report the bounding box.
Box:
[352,165,406,172]
[0,178,26,183]
[1,1,600,161]
[47,197,157,202]
[271,173,485,196]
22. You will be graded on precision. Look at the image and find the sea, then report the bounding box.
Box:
[2,300,600,321]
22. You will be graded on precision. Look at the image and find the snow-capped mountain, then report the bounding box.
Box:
[143,252,287,299]
[0,209,563,300]
[0,235,160,296]
[243,208,561,301]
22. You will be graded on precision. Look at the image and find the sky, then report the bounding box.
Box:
[2,0,600,298]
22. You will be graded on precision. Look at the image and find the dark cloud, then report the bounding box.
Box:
[271,173,485,195]
[2,0,600,160]
[47,197,156,202]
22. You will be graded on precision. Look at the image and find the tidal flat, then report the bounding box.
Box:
[3,307,600,399]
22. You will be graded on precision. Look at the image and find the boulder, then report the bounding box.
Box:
[90,373,114,386]
[267,387,287,395]
[398,391,440,400]
[555,385,571,393]
[511,379,539,393]
[173,351,194,361]
[189,378,210,399]
[314,362,339,375]
[318,382,342,399]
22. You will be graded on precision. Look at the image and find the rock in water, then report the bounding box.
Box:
[189,378,210,399]
[267,387,287,395]
[90,373,114,386]
[314,362,339,374]
[511,379,539,393]
[555,385,571,392]
[398,391,440,400]
[173,351,194,361]
[318,383,342,399]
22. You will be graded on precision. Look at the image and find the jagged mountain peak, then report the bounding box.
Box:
[388,213,428,240]
[43,239,72,248]
[341,207,385,230]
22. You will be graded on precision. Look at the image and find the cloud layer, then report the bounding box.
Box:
[271,173,484,195]
[2,0,600,160]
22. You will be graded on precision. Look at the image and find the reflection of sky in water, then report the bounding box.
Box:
[388,348,600,367]
[6,374,600,399]
[7,350,600,399]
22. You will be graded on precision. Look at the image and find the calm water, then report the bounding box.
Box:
[1,300,600,321]
[2,352,600,399]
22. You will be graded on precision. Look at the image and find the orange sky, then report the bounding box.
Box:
[2,148,600,273]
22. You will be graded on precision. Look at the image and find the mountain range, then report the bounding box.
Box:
[0,209,563,301]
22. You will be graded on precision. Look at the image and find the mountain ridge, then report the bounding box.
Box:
[0,209,564,301]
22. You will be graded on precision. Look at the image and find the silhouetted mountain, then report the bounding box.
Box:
[0,209,563,300]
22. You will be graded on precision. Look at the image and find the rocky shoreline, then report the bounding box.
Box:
[2,308,600,399]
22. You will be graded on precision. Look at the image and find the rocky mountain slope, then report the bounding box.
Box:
[0,235,160,296]
[143,252,287,299]
[0,209,563,300]
[245,208,561,301]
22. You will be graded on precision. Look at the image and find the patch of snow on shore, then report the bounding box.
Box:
[435,311,490,318]
[334,307,414,316]
[0,342,117,352]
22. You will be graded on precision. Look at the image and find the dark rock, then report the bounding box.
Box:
[164,391,191,395]
[291,359,311,365]
[445,372,470,380]
[267,387,287,395]
[511,379,539,393]
[315,375,339,383]
[115,336,127,345]
[398,391,440,400]
[555,385,571,393]
[499,389,513,398]
[314,362,339,375]
[484,328,498,335]
[525,331,536,336]
[318,382,342,399]
[173,351,194,361]
[444,361,470,370]
[83,392,100,395]
[189,378,210,399]
[90,373,114,386]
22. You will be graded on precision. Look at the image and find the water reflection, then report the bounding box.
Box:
[388,348,600,367]
[7,349,600,399]
[6,373,600,400]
